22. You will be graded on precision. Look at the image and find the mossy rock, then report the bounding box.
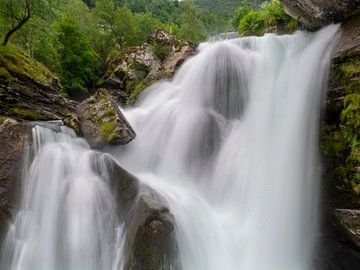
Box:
[5,108,40,121]
[77,88,136,148]
[0,44,59,87]
[320,53,360,208]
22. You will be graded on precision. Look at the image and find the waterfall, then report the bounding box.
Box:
[1,126,126,270]
[1,25,339,270]
[115,25,339,270]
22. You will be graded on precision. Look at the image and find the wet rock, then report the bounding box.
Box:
[63,113,81,136]
[281,0,360,30]
[0,117,31,241]
[77,88,136,148]
[314,211,360,270]
[125,192,177,270]
[100,155,139,214]
[100,29,195,105]
[335,209,360,246]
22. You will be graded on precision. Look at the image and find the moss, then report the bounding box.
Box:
[128,80,153,105]
[0,66,14,80]
[99,121,117,142]
[5,108,39,120]
[0,116,7,125]
[0,44,58,86]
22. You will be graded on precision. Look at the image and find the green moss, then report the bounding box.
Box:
[99,121,117,142]
[0,44,58,86]
[332,56,360,94]
[5,108,39,120]
[0,66,14,80]
[0,116,7,125]
[128,80,153,105]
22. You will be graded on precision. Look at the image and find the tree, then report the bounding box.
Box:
[231,1,251,29]
[1,0,31,45]
[178,1,207,43]
[56,13,99,97]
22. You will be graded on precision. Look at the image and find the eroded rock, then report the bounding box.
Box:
[77,88,136,148]
[281,0,360,30]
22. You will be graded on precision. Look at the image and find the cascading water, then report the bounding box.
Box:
[1,126,126,270]
[1,25,339,270]
[114,25,339,270]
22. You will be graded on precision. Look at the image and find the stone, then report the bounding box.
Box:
[125,192,177,270]
[94,154,177,270]
[281,0,360,30]
[77,88,136,148]
[314,210,360,270]
[100,29,196,105]
[335,209,360,246]
[63,113,81,136]
[0,117,31,242]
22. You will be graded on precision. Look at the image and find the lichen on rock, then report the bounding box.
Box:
[77,88,136,148]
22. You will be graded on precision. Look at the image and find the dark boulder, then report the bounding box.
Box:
[94,155,177,270]
[125,191,177,270]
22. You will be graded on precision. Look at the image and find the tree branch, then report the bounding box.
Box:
[2,0,31,46]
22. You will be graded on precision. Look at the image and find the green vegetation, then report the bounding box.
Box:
[231,0,297,36]
[99,121,117,141]
[0,44,58,85]
[6,107,39,120]
[320,55,360,207]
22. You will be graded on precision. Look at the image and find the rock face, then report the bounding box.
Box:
[0,45,77,120]
[336,209,360,246]
[101,29,196,105]
[0,117,31,242]
[77,88,136,148]
[125,192,177,270]
[314,212,360,270]
[281,0,360,30]
[86,154,177,270]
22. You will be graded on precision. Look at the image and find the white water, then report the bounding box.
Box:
[1,126,126,270]
[1,25,339,270]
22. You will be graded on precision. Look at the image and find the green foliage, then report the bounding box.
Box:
[177,1,207,43]
[232,4,251,29]
[0,44,57,85]
[320,56,360,207]
[238,10,265,35]
[233,0,298,36]
[55,12,99,96]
